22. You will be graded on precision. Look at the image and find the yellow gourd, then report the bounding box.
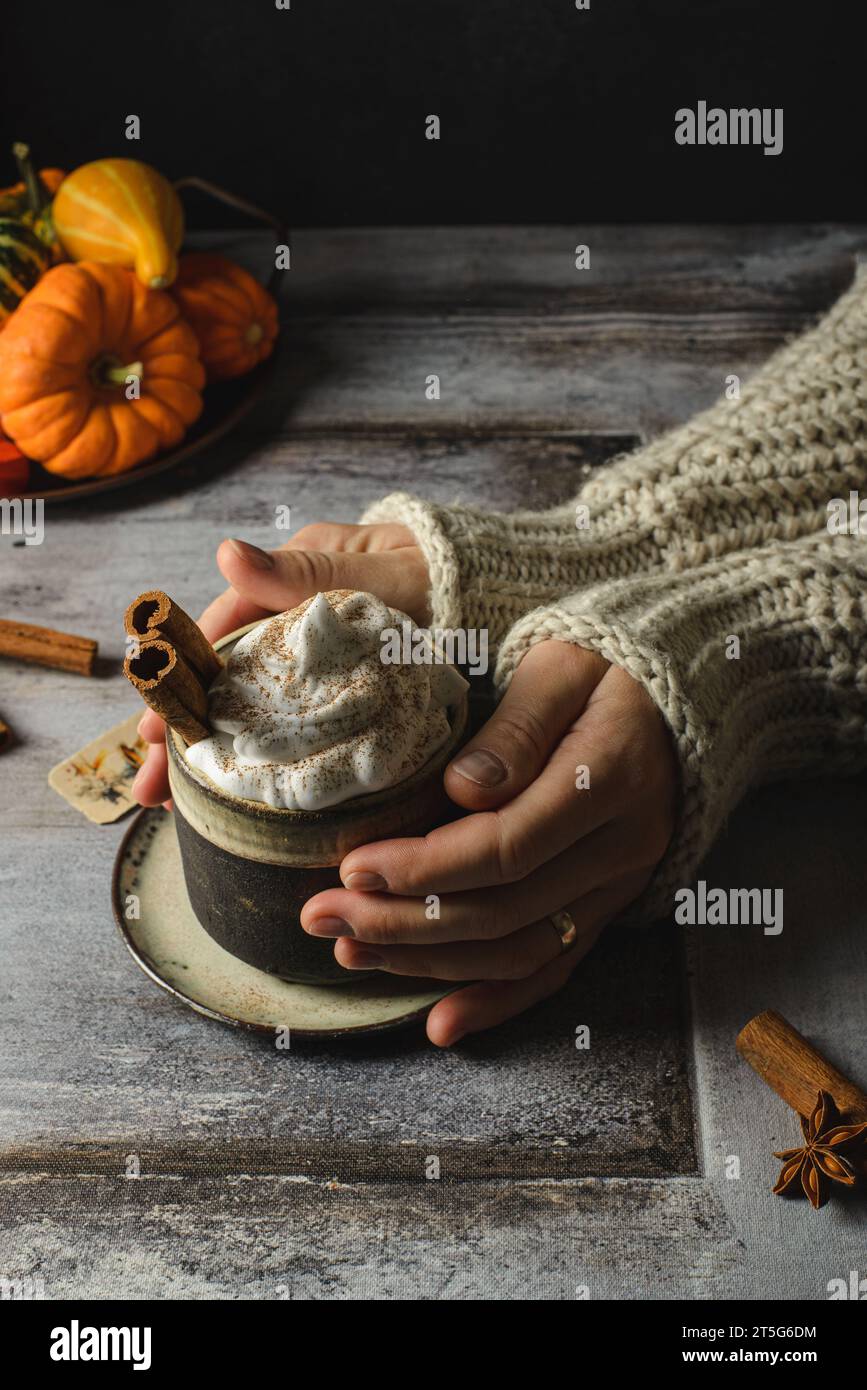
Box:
[52,158,184,289]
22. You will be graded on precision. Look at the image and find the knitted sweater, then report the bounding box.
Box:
[361,269,867,920]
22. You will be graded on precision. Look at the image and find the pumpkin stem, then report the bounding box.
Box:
[245,322,264,345]
[12,142,49,215]
[92,357,144,389]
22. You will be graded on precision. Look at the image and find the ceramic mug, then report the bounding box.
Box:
[166,619,469,985]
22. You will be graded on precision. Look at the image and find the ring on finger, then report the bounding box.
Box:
[549,908,580,953]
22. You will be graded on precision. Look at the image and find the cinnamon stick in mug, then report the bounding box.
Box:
[124,639,211,746]
[124,591,221,685]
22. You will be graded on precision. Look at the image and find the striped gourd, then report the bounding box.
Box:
[0,219,50,325]
[52,158,184,289]
[2,145,65,259]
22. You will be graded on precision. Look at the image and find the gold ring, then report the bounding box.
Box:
[549,909,579,953]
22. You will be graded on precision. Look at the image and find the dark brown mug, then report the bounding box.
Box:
[166,619,468,985]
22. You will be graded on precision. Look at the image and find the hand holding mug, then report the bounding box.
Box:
[135,523,679,1044]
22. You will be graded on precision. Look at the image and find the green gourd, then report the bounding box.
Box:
[0,218,51,325]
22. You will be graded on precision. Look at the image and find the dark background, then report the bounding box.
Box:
[2,0,862,225]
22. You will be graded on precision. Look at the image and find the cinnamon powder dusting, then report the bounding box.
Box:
[184,590,468,810]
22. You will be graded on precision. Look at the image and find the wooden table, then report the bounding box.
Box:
[2,226,866,1299]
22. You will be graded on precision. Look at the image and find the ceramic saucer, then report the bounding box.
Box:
[112,807,452,1038]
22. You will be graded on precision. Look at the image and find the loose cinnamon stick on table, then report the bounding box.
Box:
[124,590,221,685]
[124,638,210,746]
[737,1009,867,1124]
[0,619,98,675]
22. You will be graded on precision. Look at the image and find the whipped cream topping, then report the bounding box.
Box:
[185,590,469,810]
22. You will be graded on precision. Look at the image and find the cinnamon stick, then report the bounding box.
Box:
[0,619,97,675]
[737,1009,867,1124]
[124,591,221,686]
[0,716,10,752]
[124,638,210,746]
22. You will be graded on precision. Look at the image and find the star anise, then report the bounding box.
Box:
[773,1090,867,1210]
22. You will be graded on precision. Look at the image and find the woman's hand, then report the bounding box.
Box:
[132,522,428,805]
[301,639,679,1046]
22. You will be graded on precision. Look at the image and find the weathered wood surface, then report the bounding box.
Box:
[1,225,866,1300]
[263,225,864,314]
[0,908,694,1175]
[178,224,865,438]
[3,1176,739,1301]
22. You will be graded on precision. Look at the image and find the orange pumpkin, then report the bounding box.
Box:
[52,158,184,289]
[0,429,29,494]
[170,252,278,381]
[0,262,205,479]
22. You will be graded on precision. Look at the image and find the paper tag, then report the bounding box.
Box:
[48,710,146,824]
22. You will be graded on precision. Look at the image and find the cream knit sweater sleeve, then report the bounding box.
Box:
[494,533,867,921]
[360,268,867,921]
[361,269,867,649]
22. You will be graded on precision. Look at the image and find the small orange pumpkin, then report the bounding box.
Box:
[170,252,278,381]
[0,261,205,479]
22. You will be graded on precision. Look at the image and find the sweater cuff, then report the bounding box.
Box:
[360,492,464,632]
[494,536,867,923]
[360,488,632,647]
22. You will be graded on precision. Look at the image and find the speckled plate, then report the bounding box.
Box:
[112,806,452,1038]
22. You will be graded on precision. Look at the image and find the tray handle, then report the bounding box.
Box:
[173,175,290,296]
